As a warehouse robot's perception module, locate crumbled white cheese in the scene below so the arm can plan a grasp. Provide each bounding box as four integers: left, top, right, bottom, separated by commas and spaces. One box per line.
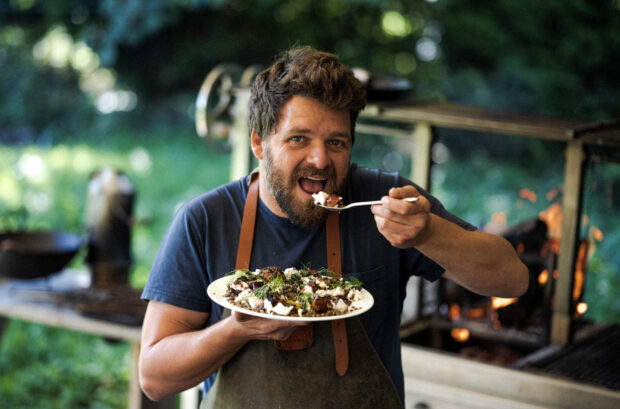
303, 285, 314, 294
264, 299, 273, 314
316, 287, 344, 297
349, 290, 364, 309
247, 296, 263, 310
284, 267, 298, 279
347, 289, 361, 301
312, 191, 329, 205
234, 289, 252, 303
272, 303, 294, 316
231, 281, 248, 292
334, 299, 349, 313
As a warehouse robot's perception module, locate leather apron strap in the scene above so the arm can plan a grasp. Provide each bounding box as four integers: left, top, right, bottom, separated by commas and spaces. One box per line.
326, 211, 349, 376
234, 173, 259, 271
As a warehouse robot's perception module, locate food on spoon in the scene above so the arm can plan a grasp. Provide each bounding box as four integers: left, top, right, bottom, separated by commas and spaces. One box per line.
223, 266, 365, 317
312, 191, 344, 208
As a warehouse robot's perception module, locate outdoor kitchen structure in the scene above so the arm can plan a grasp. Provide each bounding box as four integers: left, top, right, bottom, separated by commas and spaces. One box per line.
198, 64, 620, 408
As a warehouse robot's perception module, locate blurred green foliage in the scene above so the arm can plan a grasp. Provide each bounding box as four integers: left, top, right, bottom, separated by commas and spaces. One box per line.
0, 319, 130, 409
0, 129, 230, 408
3, 0, 619, 141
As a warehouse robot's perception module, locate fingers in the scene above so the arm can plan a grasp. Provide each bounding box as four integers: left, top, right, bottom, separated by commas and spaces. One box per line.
371, 186, 429, 248
372, 189, 423, 220
388, 185, 419, 200
231, 311, 309, 341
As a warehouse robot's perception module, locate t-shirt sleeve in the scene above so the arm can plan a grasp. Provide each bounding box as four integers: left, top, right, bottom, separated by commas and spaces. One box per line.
141, 202, 211, 313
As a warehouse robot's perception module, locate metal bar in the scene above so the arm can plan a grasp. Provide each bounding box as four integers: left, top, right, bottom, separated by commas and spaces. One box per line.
229, 90, 252, 180
551, 140, 585, 345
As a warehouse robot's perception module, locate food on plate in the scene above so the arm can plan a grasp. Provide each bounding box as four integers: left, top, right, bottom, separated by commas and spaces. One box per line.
223, 266, 365, 317
312, 191, 344, 208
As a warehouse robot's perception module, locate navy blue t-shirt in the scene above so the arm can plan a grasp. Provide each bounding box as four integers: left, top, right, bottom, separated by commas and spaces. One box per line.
142, 163, 475, 402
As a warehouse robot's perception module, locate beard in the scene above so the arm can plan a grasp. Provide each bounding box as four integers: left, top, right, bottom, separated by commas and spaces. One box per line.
262, 146, 347, 229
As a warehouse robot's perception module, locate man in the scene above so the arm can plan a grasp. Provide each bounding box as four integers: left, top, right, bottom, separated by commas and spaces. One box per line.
139, 46, 528, 408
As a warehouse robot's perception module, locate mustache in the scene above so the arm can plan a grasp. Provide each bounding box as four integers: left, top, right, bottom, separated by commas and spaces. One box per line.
292, 165, 335, 180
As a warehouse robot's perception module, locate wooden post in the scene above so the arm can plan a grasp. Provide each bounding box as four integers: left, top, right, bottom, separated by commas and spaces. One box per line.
551, 139, 585, 345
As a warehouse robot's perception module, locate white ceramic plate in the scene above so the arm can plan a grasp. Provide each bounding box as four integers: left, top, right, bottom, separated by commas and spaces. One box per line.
207, 275, 374, 322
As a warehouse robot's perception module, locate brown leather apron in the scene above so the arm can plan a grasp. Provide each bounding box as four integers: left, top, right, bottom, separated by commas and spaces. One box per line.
200, 176, 402, 409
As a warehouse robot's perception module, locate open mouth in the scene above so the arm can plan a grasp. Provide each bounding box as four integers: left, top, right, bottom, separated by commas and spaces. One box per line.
298, 176, 327, 196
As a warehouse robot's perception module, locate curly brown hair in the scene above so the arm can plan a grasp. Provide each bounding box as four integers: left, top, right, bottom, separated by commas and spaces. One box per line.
248, 46, 367, 143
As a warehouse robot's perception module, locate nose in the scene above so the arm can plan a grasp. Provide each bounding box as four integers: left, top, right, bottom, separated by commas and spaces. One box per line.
307, 142, 329, 169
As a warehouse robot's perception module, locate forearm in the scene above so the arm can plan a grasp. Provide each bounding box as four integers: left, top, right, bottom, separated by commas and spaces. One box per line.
415, 214, 529, 297
139, 316, 245, 401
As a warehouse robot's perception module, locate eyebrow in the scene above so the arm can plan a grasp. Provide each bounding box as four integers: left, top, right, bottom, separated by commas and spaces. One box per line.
285, 127, 351, 139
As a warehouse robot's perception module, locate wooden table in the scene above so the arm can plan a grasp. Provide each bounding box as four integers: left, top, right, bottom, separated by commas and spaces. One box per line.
0, 269, 179, 409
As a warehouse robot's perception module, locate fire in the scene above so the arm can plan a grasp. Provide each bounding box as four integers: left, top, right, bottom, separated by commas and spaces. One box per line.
546, 188, 560, 201
539, 203, 563, 253
466, 306, 487, 319
519, 188, 537, 203
538, 269, 549, 286
449, 303, 461, 320
451, 328, 470, 342
592, 227, 603, 241
576, 302, 588, 315
573, 240, 588, 301
491, 297, 518, 309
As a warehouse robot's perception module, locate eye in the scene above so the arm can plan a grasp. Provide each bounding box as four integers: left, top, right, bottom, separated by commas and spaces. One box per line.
289, 135, 305, 143
328, 139, 348, 148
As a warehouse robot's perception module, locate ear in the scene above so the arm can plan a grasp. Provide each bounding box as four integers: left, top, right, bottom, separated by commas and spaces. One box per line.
250, 128, 264, 160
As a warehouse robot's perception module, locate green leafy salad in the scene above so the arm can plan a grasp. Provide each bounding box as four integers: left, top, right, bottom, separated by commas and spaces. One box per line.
224, 266, 365, 317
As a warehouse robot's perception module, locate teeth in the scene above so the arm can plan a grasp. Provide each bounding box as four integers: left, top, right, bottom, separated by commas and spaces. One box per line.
307, 176, 326, 181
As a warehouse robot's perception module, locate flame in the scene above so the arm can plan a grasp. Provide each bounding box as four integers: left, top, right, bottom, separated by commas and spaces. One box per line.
449, 303, 461, 320
539, 203, 563, 253
538, 269, 549, 286
546, 188, 560, 201
573, 240, 588, 301
519, 188, 537, 203
466, 306, 487, 319
592, 227, 603, 241
491, 297, 518, 309
576, 302, 588, 315
451, 328, 470, 342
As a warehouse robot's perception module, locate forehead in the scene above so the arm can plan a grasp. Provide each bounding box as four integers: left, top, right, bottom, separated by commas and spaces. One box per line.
271, 96, 351, 138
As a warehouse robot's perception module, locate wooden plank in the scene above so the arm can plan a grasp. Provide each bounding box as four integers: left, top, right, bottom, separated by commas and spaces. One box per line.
362, 101, 588, 141
402, 344, 620, 409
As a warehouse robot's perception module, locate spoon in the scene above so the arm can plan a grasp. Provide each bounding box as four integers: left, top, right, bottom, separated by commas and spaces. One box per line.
317, 196, 419, 211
